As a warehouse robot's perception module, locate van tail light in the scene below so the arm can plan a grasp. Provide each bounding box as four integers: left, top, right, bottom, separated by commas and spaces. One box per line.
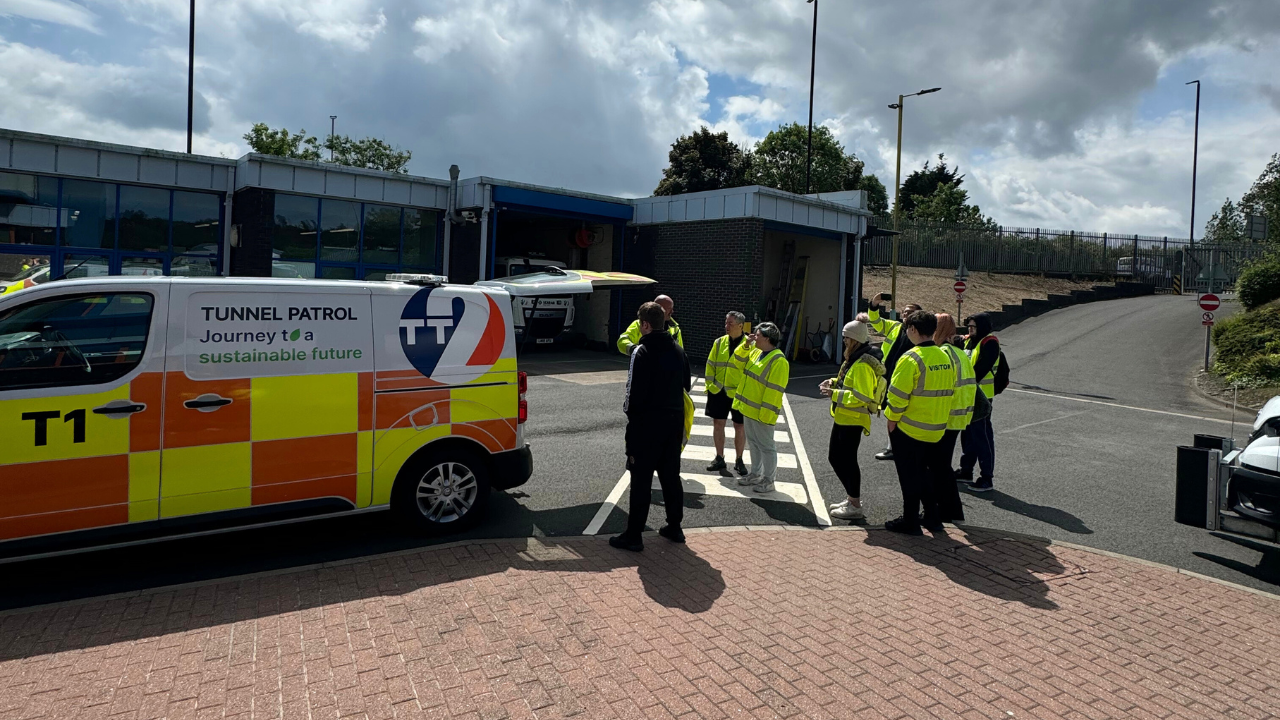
517, 371, 528, 424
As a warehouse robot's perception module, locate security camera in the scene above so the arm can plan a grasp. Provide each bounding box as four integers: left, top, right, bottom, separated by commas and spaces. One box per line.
461, 210, 477, 222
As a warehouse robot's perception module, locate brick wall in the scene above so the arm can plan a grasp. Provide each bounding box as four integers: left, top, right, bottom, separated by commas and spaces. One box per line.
624, 219, 765, 361
230, 187, 274, 277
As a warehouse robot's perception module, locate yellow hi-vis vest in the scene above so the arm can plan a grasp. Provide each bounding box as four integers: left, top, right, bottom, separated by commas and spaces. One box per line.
731, 344, 789, 425
829, 353, 887, 433
970, 337, 1001, 400
884, 344, 955, 442
942, 344, 976, 431
868, 308, 904, 348
705, 335, 745, 398
617, 318, 683, 354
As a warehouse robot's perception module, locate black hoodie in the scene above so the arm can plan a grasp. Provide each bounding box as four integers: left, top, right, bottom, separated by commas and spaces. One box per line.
623, 331, 691, 457
963, 312, 1000, 383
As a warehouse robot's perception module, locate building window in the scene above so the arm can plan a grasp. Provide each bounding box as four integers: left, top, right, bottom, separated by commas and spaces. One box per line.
118, 185, 171, 253
60, 180, 116, 249
0, 172, 59, 247
272, 194, 318, 278
172, 191, 221, 255
320, 199, 359, 263
362, 204, 401, 265
403, 209, 439, 270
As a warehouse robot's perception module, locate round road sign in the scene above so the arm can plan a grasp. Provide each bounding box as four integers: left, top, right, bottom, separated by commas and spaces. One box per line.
1202, 311, 1214, 322
953, 280, 967, 294
1198, 293, 1220, 312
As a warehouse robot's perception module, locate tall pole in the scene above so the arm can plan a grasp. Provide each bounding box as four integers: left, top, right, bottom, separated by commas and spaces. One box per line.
890, 95, 903, 317
185, 0, 195, 154
1187, 80, 1200, 247
329, 115, 337, 161
804, 0, 818, 195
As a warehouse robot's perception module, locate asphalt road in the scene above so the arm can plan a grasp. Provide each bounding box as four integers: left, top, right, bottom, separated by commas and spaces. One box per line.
3, 294, 1276, 609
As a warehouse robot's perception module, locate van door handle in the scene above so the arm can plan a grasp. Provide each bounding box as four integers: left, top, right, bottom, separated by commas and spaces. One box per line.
93, 401, 147, 416
184, 394, 233, 412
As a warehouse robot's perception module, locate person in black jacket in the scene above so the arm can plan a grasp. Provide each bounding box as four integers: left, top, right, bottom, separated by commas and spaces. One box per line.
957, 312, 999, 492
610, 302, 692, 552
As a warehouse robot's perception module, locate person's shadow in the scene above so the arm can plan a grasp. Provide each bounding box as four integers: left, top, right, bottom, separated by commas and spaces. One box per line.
632, 542, 726, 613
963, 487, 1093, 535
864, 527, 1075, 609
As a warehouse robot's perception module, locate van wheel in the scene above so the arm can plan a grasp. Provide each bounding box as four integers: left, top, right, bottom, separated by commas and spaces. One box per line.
393, 448, 491, 534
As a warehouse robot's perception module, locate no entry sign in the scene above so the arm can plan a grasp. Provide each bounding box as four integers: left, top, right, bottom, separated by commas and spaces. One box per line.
953, 280, 968, 294
1198, 293, 1220, 312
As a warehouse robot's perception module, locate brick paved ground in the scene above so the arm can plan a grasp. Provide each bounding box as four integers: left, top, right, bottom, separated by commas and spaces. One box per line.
1, 526, 1278, 720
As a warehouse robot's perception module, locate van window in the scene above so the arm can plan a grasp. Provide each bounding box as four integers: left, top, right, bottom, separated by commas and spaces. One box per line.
0, 293, 153, 391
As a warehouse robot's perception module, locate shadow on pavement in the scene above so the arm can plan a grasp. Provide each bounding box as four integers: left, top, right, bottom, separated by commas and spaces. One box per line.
863, 527, 1064, 609
1194, 533, 1280, 587
636, 543, 726, 614
964, 487, 1094, 534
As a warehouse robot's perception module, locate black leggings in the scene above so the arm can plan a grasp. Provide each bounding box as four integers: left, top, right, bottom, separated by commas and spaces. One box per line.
828, 424, 864, 498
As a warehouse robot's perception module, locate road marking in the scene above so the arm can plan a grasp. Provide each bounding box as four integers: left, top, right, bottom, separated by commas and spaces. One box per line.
544, 370, 629, 385
783, 393, 829, 526
691, 394, 706, 404
656, 473, 807, 503
689, 425, 789, 442
583, 472, 630, 536
1006, 388, 1234, 425
999, 410, 1090, 434
681, 443, 798, 468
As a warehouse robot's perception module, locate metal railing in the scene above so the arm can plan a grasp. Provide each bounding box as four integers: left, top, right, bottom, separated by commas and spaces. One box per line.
863, 217, 1273, 291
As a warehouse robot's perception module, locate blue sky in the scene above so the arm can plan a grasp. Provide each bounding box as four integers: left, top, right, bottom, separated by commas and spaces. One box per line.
1, 0, 1278, 236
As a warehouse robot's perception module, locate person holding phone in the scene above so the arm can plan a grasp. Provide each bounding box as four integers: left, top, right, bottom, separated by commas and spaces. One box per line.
868, 293, 922, 461
730, 322, 789, 493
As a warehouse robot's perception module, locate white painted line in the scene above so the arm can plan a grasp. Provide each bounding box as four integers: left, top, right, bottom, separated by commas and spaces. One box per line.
681, 443, 798, 468
582, 472, 630, 536
783, 393, 830, 526
691, 394, 706, 404
1006, 388, 1233, 425
689, 425, 788, 442
999, 410, 1090, 434
657, 473, 807, 504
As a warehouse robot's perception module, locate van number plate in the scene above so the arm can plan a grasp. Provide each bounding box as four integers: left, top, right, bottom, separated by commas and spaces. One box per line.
536, 338, 554, 344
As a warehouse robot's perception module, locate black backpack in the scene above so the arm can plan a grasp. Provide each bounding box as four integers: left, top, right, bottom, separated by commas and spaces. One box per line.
980, 336, 1011, 395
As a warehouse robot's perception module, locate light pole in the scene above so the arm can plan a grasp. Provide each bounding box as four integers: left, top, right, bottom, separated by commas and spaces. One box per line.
329, 115, 337, 160
886, 87, 940, 317
185, 0, 195, 153
804, 0, 818, 195
1186, 80, 1200, 248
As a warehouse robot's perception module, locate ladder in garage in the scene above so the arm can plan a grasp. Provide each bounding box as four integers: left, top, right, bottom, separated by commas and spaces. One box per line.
766, 240, 797, 323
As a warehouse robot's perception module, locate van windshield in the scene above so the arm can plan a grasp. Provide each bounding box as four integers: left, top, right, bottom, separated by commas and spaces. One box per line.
504, 262, 561, 277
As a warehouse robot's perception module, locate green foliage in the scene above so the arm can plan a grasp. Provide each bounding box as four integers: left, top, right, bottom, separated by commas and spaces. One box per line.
746, 123, 863, 195
243, 123, 321, 161
858, 173, 889, 216
1236, 247, 1280, 310
654, 127, 751, 196
1240, 153, 1279, 241
243, 123, 412, 174
897, 154, 962, 216
1203, 198, 1246, 244
1213, 306, 1280, 385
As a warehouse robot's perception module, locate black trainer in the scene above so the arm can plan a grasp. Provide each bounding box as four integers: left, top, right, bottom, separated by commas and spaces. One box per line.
954, 468, 973, 481
884, 517, 923, 536
874, 449, 894, 461
659, 525, 686, 544
970, 478, 994, 493
608, 534, 643, 552
734, 458, 748, 476
922, 517, 945, 533
706, 456, 727, 472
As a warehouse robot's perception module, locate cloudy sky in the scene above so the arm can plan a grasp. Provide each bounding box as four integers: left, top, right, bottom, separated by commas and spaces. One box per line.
2, 0, 1278, 237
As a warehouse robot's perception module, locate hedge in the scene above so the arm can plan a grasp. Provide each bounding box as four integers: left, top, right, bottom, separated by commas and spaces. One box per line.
1213, 306, 1280, 385
1236, 248, 1280, 310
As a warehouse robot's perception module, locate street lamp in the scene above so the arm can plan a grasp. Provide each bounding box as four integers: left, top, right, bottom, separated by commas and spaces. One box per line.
330, 115, 337, 161
804, 0, 818, 195
1186, 80, 1200, 248
186, 0, 195, 153
886, 87, 941, 317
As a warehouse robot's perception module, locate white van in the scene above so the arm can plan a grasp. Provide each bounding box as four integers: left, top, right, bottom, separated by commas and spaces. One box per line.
0, 274, 531, 557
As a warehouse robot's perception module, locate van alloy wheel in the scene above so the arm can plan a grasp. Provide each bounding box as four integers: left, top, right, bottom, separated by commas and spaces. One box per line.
415, 462, 479, 524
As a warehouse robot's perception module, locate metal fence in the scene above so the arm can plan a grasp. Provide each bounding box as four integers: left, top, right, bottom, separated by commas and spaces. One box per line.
863, 217, 1274, 292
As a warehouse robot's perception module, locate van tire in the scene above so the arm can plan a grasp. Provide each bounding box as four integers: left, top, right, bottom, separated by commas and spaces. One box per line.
392, 447, 491, 534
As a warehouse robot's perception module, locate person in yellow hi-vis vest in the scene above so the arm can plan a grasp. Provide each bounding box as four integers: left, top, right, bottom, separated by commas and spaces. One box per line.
704, 311, 748, 476
731, 322, 790, 494
820, 319, 886, 522
868, 293, 922, 462
883, 311, 956, 536
617, 294, 683, 354
932, 313, 977, 523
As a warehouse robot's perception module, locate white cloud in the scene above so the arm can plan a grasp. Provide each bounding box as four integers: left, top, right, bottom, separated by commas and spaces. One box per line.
0, 0, 97, 32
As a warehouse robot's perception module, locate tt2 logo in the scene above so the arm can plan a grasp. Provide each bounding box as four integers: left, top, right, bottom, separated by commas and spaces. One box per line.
398, 288, 506, 382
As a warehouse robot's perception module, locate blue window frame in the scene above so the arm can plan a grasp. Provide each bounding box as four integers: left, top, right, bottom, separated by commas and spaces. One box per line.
273, 193, 443, 281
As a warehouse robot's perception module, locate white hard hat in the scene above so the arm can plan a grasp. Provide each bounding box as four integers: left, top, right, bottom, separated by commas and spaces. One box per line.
842, 321, 869, 343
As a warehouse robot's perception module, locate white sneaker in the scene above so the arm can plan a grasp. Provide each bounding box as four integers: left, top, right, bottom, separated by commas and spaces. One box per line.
737, 475, 760, 487
753, 482, 776, 494
829, 499, 849, 511
830, 504, 865, 520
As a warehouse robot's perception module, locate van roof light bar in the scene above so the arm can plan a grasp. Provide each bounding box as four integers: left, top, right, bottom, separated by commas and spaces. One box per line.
386, 273, 448, 287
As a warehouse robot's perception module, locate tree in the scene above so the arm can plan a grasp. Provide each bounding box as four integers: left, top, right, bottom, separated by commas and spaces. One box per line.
747, 123, 863, 195
1204, 198, 1247, 244
243, 123, 321, 161
858, 174, 889, 216
243, 123, 413, 174
896, 154, 962, 216
653, 127, 751, 195
909, 183, 997, 229
1240, 153, 1280, 241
